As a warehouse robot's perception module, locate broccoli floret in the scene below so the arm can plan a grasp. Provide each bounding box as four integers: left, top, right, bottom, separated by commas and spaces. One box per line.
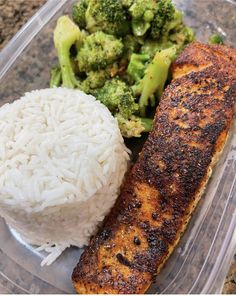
150, 0, 175, 40
208, 33, 224, 45
85, 0, 129, 36
72, 0, 88, 29
96, 78, 138, 118
121, 0, 134, 8
115, 114, 152, 138
80, 70, 109, 94
122, 35, 141, 60
165, 11, 195, 50
169, 26, 195, 51
120, 35, 145, 73
127, 53, 150, 83
148, 8, 195, 55
77, 31, 123, 72
129, 0, 156, 37
54, 15, 84, 88
141, 40, 174, 57
50, 66, 62, 88
164, 10, 183, 35
95, 78, 152, 137
135, 46, 177, 116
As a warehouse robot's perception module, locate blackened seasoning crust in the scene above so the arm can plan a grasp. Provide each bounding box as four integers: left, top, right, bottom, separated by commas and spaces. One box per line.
72, 42, 236, 294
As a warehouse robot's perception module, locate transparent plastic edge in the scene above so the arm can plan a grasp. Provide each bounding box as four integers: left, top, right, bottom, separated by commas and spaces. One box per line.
189, 142, 236, 294
0, 0, 68, 80
204, 213, 236, 294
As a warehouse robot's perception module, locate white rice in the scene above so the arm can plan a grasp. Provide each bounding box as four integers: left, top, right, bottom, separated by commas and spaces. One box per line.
0, 88, 130, 266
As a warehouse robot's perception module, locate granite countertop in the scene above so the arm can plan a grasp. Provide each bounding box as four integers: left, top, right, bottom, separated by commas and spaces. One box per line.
0, 0, 235, 294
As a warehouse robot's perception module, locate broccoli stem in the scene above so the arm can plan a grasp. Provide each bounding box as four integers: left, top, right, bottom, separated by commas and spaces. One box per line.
132, 20, 151, 37
140, 117, 153, 132
139, 46, 176, 116
58, 45, 80, 88
54, 16, 83, 89
50, 66, 62, 88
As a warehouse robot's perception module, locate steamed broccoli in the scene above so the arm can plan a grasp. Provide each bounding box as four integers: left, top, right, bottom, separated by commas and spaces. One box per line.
141, 28, 194, 59
80, 70, 109, 94
150, 0, 175, 40
143, 9, 194, 56
77, 31, 123, 72
85, 0, 129, 36
208, 33, 224, 45
77, 64, 131, 96
121, 0, 134, 8
54, 15, 84, 88
135, 46, 177, 116
122, 35, 141, 61
115, 114, 152, 138
166, 11, 195, 50
50, 66, 62, 88
129, 0, 156, 37
163, 10, 183, 35
96, 78, 138, 118
169, 26, 195, 51
95, 78, 152, 137
51, 0, 196, 139
141, 40, 174, 57
72, 0, 88, 29
127, 53, 150, 82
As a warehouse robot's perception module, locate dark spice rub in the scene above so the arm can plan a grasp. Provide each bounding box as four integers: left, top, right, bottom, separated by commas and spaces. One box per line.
72, 42, 236, 294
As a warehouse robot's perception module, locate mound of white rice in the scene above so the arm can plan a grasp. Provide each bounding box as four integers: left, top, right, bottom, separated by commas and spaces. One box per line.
0, 88, 129, 266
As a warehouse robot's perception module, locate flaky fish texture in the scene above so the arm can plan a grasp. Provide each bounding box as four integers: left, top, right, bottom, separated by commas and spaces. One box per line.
72, 42, 236, 294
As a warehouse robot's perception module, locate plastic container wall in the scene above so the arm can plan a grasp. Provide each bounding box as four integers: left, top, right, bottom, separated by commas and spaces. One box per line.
0, 0, 235, 293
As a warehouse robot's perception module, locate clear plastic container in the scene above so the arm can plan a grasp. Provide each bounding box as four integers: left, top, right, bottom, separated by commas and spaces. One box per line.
0, 0, 235, 293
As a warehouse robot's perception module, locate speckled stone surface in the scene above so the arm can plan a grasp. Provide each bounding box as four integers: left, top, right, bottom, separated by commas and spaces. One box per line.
0, 0, 47, 50
0, 0, 235, 294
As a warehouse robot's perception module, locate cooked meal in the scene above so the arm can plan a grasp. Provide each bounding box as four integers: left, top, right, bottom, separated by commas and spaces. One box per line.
0, 88, 129, 266
72, 42, 236, 293
0, 0, 234, 293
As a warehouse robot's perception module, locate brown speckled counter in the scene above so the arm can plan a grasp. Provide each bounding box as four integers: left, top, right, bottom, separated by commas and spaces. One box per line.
0, 0, 47, 50
0, 0, 235, 294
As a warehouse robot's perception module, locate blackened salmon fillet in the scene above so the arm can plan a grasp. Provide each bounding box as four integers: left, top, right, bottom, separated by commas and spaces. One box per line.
72, 42, 236, 294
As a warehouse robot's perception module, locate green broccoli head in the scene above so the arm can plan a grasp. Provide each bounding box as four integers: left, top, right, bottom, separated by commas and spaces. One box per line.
54, 15, 84, 88
150, 0, 175, 40
208, 33, 224, 45
96, 78, 139, 119
165, 11, 195, 51
80, 70, 109, 94
141, 39, 174, 57
85, 0, 130, 36
77, 31, 123, 72
72, 0, 88, 29
122, 35, 141, 61
169, 26, 195, 51
115, 114, 152, 138
148, 7, 195, 55
129, 0, 156, 37
121, 0, 134, 8
127, 53, 150, 83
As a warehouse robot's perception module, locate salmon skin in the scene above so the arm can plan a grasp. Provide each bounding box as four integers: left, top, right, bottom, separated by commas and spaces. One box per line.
72, 42, 236, 294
